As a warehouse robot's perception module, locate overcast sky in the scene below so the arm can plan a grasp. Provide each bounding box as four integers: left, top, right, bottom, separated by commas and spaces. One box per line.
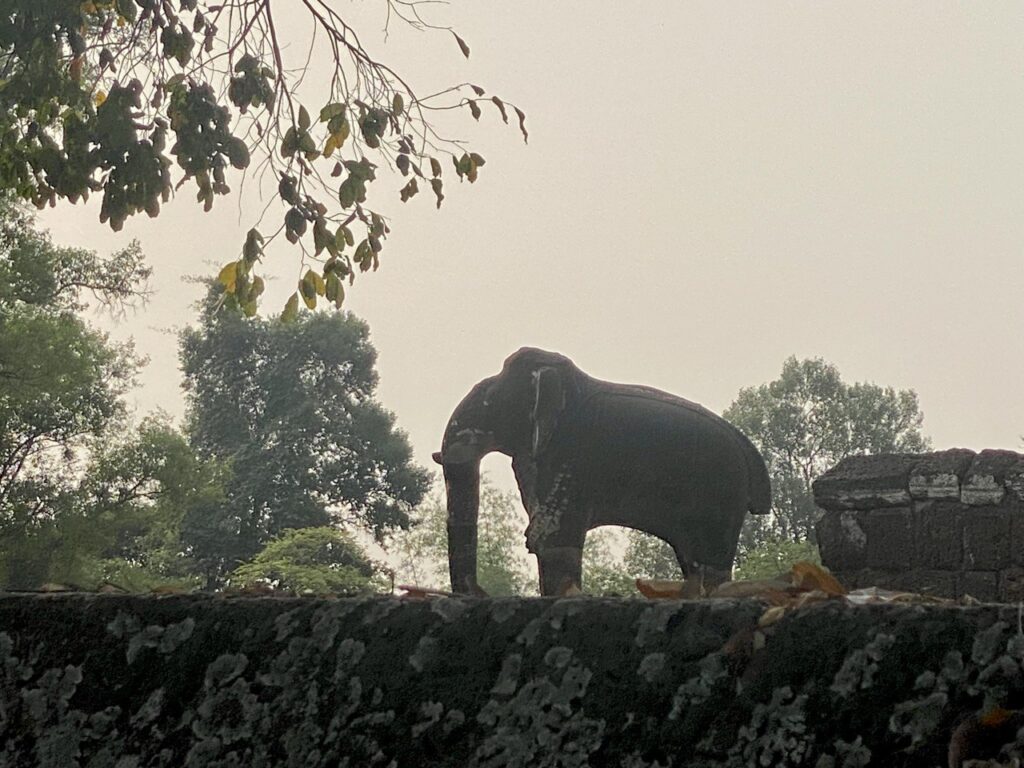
41, 2, 1024, 491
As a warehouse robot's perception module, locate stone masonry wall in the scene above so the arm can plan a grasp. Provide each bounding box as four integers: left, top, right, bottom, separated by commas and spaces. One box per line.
813, 448, 1024, 601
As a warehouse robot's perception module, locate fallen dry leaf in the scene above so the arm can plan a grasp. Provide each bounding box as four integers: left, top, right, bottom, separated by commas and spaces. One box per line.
790, 561, 847, 596
758, 605, 787, 628
635, 578, 686, 599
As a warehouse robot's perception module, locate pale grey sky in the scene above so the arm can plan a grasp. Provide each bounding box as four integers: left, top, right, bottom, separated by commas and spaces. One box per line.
42, 3, 1024, 492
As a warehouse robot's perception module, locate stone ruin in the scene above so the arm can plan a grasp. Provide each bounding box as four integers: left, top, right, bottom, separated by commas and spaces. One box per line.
813, 448, 1024, 601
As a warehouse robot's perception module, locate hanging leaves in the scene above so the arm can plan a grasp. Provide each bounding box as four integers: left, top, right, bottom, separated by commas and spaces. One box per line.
1, 0, 528, 317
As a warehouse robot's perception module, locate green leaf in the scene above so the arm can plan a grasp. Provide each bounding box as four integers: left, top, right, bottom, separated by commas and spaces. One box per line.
452, 31, 470, 58
281, 292, 299, 323
305, 269, 326, 296
280, 127, 297, 158
430, 178, 444, 209
319, 102, 346, 121
338, 178, 357, 209
298, 105, 311, 132
299, 275, 318, 309
491, 96, 509, 124
468, 100, 481, 121
392, 93, 404, 115
430, 158, 442, 178
326, 271, 345, 308
470, 85, 485, 97
514, 106, 529, 143
243, 229, 264, 264
399, 178, 418, 202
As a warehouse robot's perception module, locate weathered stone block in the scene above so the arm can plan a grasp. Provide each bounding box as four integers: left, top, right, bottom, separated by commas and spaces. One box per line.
963, 506, 1011, 570
1012, 509, 1024, 567
908, 449, 975, 500
892, 569, 958, 599
851, 569, 899, 590
862, 508, 913, 570
961, 570, 1000, 602
1006, 458, 1024, 502
812, 454, 916, 511
913, 501, 962, 570
815, 510, 867, 572
999, 566, 1024, 602
962, 449, 1022, 506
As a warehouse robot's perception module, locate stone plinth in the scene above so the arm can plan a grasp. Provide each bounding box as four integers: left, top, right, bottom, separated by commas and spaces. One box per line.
813, 448, 1024, 601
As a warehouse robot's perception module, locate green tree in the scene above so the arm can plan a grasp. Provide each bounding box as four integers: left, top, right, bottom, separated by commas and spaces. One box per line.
724, 356, 929, 548
1, 2, 525, 313
179, 296, 429, 588
0, 199, 148, 588
231, 526, 383, 595
391, 481, 533, 596
581, 528, 633, 595
79, 417, 225, 590
733, 539, 821, 582
623, 530, 682, 581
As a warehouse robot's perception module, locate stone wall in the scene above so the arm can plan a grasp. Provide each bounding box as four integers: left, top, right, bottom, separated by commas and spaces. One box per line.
4, 593, 1024, 766
813, 448, 1024, 601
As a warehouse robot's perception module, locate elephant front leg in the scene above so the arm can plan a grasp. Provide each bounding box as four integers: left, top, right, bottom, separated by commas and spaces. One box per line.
536, 546, 584, 596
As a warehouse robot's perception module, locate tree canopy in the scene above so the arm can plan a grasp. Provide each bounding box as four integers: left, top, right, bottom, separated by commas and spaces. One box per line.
0, 198, 150, 587
179, 295, 429, 586
1, 1, 525, 313
231, 526, 383, 595
724, 356, 930, 545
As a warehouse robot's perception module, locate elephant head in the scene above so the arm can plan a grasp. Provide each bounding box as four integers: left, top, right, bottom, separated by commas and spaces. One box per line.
432, 348, 580, 593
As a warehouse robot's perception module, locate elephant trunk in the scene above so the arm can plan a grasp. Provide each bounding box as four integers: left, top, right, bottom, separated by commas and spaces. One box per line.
434, 375, 500, 594
442, 459, 482, 594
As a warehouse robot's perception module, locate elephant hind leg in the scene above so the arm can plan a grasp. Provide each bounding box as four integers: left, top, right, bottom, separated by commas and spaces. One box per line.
537, 546, 583, 596
669, 532, 736, 596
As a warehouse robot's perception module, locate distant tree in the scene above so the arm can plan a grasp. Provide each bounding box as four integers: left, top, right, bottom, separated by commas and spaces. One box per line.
391, 481, 533, 596
724, 357, 929, 547
623, 530, 682, 581
80, 417, 225, 590
581, 528, 634, 595
180, 296, 429, 588
231, 527, 383, 595
2, 2, 525, 314
733, 538, 821, 582
0, 199, 148, 588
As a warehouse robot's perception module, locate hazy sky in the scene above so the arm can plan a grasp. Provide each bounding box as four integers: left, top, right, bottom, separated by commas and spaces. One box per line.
41, 3, 1024, 492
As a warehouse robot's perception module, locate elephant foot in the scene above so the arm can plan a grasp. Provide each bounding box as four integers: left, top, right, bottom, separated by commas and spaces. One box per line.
537, 546, 583, 596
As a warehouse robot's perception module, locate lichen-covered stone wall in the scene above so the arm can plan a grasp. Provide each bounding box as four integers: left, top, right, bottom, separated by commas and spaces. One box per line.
3, 593, 1024, 766
814, 448, 1024, 601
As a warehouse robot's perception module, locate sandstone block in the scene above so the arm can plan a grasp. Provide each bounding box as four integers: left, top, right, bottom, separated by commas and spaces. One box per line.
999, 567, 1024, 602
1005, 458, 1024, 501
962, 449, 1022, 506
961, 571, 999, 602
893, 569, 958, 599
812, 454, 915, 511
908, 449, 975, 500
963, 506, 1011, 570
913, 501, 963, 570
862, 508, 913, 570
815, 510, 867, 572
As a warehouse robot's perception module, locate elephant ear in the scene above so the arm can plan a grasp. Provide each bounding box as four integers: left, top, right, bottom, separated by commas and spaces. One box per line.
531, 366, 565, 457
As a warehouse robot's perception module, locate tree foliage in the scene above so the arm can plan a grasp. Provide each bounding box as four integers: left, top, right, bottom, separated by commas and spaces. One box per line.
0, 199, 148, 587
724, 356, 930, 546
1, 1, 525, 314
231, 526, 383, 595
179, 295, 429, 586
391, 481, 533, 597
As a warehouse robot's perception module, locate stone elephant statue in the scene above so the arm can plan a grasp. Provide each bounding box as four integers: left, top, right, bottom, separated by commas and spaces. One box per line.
432, 348, 772, 596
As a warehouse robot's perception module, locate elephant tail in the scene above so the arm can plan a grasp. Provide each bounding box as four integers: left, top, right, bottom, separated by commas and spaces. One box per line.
739, 433, 772, 515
